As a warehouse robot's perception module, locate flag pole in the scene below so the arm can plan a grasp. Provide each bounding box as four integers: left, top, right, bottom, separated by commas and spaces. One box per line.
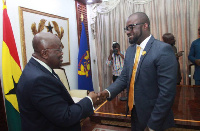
2, 0, 6, 5
2, 0, 6, 9
80, 13, 84, 22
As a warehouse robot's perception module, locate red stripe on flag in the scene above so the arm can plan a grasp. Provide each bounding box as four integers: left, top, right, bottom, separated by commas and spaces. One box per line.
3, 9, 21, 69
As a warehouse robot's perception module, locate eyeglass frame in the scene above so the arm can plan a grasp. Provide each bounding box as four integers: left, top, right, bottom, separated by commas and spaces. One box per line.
124, 23, 145, 32
44, 48, 63, 52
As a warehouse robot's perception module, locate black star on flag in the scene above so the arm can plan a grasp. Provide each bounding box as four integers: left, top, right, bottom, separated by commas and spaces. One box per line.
6, 76, 17, 95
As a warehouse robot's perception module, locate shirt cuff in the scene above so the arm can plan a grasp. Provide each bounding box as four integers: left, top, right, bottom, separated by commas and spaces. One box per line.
149, 127, 154, 131
86, 96, 95, 110
105, 89, 111, 98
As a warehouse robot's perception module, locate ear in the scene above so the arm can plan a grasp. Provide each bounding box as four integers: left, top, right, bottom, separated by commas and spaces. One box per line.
143, 23, 149, 30
40, 49, 48, 59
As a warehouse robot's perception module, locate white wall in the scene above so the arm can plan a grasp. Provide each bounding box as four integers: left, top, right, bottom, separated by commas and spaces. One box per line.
0, 0, 83, 90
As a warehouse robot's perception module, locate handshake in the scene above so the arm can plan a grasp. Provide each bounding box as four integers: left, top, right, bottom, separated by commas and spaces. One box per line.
88, 90, 109, 107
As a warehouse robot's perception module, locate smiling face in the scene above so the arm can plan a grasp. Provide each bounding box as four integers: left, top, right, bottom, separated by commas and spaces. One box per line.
125, 12, 150, 45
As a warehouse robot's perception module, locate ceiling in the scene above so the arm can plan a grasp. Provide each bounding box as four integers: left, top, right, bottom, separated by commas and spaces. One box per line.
75, 0, 102, 5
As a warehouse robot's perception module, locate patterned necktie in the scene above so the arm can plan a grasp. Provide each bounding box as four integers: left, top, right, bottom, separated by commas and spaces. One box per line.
128, 46, 141, 111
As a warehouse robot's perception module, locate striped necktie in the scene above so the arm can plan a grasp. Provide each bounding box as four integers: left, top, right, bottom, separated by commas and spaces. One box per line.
128, 46, 141, 111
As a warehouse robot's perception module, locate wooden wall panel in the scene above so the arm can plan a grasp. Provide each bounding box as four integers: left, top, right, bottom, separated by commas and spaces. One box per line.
75, 1, 89, 47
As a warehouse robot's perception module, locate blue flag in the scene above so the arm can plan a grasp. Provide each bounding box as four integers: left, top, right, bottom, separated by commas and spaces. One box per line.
78, 22, 94, 91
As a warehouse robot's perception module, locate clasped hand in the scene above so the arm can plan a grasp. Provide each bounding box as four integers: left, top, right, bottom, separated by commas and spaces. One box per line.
88, 90, 109, 107
195, 59, 200, 66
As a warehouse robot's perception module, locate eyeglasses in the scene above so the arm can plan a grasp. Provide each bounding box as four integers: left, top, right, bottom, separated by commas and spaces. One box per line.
45, 48, 63, 52
124, 23, 145, 32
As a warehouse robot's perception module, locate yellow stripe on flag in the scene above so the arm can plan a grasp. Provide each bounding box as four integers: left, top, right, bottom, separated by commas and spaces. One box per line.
2, 41, 21, 112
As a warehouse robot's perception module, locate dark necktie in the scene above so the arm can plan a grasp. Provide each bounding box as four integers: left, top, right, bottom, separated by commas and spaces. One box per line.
52, 70, 61, 81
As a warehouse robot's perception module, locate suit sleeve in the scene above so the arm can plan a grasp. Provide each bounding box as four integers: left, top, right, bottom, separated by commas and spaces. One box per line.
107, 50, 129, 100
188, 42, 196, 63
147, 45, 177, 130
31, 76, 94, 127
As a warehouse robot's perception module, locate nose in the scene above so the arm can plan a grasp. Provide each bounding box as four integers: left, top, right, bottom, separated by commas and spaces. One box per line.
60, 50, 64, 55
126, 31, 131, 36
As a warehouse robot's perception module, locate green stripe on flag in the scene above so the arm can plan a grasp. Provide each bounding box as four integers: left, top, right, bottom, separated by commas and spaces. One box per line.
5, 99, 21, 131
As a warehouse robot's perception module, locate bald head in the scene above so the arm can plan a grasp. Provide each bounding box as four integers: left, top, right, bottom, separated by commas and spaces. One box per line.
129, 12, 150, 30
162, 33, 175, 46
32, 32, 61, 53
125, 12, 151, 45
32, 32, 63, 68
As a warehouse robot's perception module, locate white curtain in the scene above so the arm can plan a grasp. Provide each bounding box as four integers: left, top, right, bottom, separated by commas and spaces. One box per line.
92, 0, 200, 90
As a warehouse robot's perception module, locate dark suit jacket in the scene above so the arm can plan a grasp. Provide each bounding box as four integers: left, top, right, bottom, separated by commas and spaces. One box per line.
188, 38, 200, 80
107, 36, 177, 131
16, 58, 94, 131
172, 45, 182, 84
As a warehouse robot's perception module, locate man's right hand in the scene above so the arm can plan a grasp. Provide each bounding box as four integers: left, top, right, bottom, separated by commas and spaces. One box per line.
88, 91, 99, 106
108, 49, 114, 61
195, 59, 200, 66
110, 49, 113, 55
98, 90, 109, 103
177, 51, 184, 57
88, 90, 109, 107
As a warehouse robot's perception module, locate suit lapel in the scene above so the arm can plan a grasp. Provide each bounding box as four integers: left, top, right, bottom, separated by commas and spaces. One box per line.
128, 44, 137, 80
30, 58, 75, 104
135, 36, 155, 81
30, 58, 62, 82
30, 58, 53, 76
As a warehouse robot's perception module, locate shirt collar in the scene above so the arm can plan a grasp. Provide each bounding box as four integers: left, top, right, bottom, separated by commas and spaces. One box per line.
32, 56, 53, 73
137, 35, 152, 50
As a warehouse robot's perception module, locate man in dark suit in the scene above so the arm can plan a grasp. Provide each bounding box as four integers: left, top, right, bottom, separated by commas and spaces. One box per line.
100, 12, 177, 131
188, 27, 200, 86
16, 32, 99, 131
162, 33, 183, 85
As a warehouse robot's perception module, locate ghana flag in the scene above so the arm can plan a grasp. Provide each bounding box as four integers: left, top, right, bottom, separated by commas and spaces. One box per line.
2, 1, 22, 131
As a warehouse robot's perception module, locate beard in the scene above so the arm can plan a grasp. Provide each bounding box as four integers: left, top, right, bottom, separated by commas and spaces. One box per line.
129, 36, 140, 45
129, 27, 143, 45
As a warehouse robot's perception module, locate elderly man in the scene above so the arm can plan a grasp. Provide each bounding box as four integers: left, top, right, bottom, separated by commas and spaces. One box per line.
17, 32, 99, 131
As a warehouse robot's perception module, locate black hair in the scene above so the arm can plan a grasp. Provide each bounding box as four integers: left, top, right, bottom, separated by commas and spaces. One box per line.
112, 42, 120, 49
